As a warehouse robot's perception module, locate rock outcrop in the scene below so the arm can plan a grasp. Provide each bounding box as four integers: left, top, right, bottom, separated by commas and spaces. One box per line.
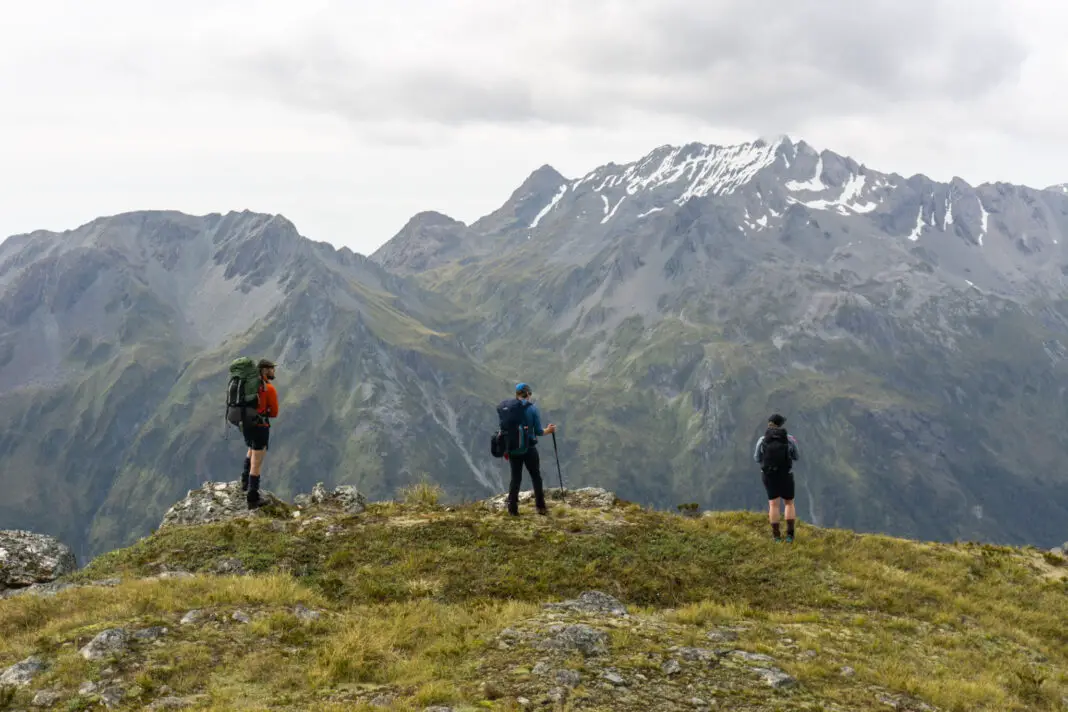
0, 530, 77, 591
158, 481, 286, 530
483, 487, 618, 512
293, 482, 367, 515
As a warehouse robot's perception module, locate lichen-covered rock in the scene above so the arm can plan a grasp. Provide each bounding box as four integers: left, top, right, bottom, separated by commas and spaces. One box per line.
0, 530, 77, 590
484, 487, 618, 512
535, 624, 609, 656
0, 655, 47, 687
544, 591, 628, 617
159, 481, 285, 529
79, 628, 130, 661
294, 482, 367, 515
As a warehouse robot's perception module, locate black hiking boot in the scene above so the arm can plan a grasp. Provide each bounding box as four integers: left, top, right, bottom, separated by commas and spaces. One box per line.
247, 476, 262, 509
536, 507, 548, 516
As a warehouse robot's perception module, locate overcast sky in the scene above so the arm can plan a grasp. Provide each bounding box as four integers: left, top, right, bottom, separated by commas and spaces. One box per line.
2, 0, 1065, 255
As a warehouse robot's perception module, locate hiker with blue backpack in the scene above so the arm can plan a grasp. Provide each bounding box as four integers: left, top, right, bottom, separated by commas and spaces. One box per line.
495, 383, 556, 516
753, 413, 800, 542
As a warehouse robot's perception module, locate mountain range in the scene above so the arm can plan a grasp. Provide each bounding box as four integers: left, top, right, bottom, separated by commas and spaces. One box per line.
3, 134, 1068, 561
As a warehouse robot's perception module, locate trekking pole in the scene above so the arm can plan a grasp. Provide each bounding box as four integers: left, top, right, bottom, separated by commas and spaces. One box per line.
551, 431, 564, 492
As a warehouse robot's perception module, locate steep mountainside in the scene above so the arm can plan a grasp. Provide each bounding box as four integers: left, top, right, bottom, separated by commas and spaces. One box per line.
371, 136, 1068, 549
4, 135, 1068, 560
0, 211, 504, 560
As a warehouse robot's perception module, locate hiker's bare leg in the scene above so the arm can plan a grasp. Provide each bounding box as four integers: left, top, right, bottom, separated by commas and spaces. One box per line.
250, 449, 264, 476
784, 500, 796, 520
768, 499, 781, 523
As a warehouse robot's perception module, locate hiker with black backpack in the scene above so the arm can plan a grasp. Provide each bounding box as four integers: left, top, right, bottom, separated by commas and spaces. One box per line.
496, 383, 556, 516
226, 358, 279, 509
753, 413, 800, 542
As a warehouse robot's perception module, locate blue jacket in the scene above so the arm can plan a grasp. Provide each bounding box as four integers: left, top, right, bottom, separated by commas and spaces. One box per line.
520, 399, 546, 445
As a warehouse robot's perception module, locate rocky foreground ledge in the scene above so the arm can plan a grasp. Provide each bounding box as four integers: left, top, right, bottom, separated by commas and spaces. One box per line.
2, 482, 1067, 710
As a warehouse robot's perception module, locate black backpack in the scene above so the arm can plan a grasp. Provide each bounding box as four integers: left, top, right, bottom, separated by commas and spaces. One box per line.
762, 427, 792, 473
492, 398, 531, 457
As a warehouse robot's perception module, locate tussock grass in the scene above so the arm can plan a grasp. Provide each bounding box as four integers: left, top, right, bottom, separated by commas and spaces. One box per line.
4, 498, 1068, 710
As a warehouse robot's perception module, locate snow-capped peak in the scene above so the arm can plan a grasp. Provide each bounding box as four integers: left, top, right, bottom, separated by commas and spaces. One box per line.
572, 137, 788, 206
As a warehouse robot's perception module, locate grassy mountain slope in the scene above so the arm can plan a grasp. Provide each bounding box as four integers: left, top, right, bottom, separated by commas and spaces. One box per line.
367, 139, 1068, 550
0, 211, 507, 561
1, 490, 1067, 710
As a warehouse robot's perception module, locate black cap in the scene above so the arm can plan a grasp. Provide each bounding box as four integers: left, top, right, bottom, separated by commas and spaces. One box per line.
768, 413, 786, 426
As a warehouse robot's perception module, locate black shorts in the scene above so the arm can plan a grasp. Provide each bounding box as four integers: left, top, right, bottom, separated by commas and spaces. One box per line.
761, 469, 794, 501
243, 425, 270, 451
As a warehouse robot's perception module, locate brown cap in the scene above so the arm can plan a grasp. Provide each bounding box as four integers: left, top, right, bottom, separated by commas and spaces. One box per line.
257, 358, 276, 369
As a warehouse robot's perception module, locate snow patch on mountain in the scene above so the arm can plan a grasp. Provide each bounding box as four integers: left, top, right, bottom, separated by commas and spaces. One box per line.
530, 184, 568, 228
787, 172, 879, 215
582, 139, 784, 207
602, 196, 626, 224
978, 197, 989, 246
785, 155, 827, 192
907, 207, 925, 241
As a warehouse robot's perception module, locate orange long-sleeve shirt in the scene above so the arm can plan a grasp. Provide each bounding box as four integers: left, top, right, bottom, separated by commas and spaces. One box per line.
257, 383, 279, 425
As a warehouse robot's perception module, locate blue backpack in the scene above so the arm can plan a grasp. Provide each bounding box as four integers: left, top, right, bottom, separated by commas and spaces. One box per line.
492, 398, 531, 457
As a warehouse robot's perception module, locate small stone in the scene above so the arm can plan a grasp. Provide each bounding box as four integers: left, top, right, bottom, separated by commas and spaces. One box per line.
157, 571, 194, 580
532, 661, 550, 676
212, 558, 246, 575
32, 689, 62, 707
294, 604, 321, 621
544, 591, 628, 617
99, 685, 126, 708
148, 698, 196, 710
80, 628, 130, 660
133, 626, 168, 641
79, 681, 99, 695
536, 624, 608, 656
706, 629, 739, 643
840, 666, 856, 676
517, 697, 531, 707
756, 667, 797, 688
690, 698, 707, 708
555, 669, 582, 687
799, 650, 818, 659
662, 659, 682, 676
370, 694, 394, 707
730, 650, 775, 664
547, 687, 568, 703
180, 610, 206, 625
91, 578, 122, 587
232, 610, 251, 624
602, 671, 626, 686
676, 647, 718, 663
0, 655, 47, 687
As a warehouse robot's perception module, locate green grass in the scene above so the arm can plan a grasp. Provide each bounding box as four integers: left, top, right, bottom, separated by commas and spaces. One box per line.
4, 495, 1068, 710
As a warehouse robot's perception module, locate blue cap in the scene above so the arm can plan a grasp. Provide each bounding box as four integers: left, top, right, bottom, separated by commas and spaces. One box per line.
515, 382, 530, 393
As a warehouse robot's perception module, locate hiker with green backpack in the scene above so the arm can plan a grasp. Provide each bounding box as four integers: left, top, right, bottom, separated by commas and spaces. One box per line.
494, 383, 556, 517
226, 358, 279, 509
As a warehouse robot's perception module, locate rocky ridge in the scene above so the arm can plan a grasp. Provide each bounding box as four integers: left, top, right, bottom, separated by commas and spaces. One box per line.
1, 482, 1066, 710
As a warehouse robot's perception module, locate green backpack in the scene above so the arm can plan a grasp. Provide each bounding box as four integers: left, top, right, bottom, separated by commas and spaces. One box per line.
225, 357, 262, 430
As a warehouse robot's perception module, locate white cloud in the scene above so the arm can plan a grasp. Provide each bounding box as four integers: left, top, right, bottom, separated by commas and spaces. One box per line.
1, 0, 1067, 255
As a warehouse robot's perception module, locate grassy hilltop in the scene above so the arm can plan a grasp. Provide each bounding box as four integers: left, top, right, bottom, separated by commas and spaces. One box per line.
1, 485, 1067, 711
